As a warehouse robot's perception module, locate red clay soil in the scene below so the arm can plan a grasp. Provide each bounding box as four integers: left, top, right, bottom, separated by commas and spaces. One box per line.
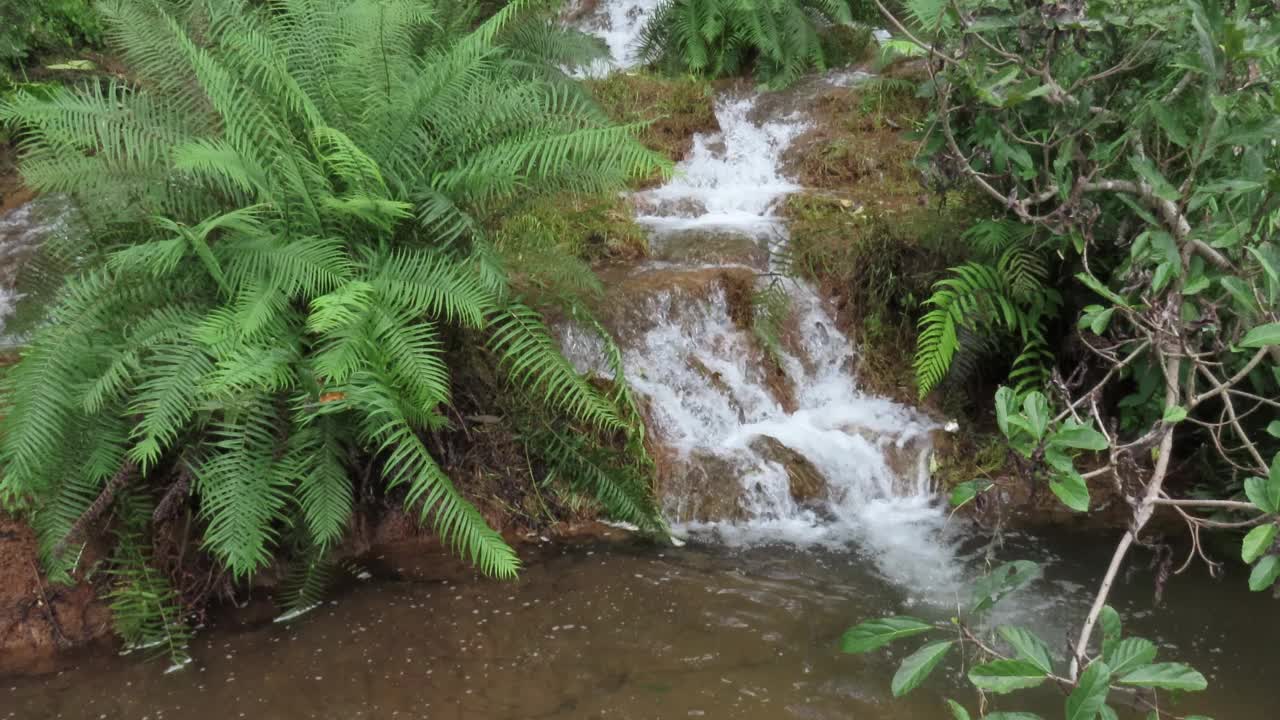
0, 515, 114, 676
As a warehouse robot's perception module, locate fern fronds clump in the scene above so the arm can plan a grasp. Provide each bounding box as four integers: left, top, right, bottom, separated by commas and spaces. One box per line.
0, 0, 666, 662
638, 0, 859, 88
913, 221, 1062, 399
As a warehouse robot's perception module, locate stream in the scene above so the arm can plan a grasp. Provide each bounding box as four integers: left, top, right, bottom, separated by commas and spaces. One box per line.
1, 3, 1277, 718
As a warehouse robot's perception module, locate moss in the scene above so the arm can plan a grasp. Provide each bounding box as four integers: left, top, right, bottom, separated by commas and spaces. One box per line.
779, 81, 989, 403
497, 191, 648, 260
585, 71, 718, 171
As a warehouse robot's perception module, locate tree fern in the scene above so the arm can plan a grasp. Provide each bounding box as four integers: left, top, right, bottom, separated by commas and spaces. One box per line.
0, 0, 666, 660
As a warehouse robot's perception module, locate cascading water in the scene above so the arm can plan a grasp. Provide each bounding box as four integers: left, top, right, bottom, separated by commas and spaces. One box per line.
564, 3, 966, 595
0, 197, 73, 348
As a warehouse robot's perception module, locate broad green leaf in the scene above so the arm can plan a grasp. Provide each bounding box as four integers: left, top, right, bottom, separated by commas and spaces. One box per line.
1050, 471, 1090, 512
1023, 392, 1050, 440
1129, 156, 1180, 202
841, 616, 933, 653
1104, 637, 1157, 675
968, 659, 1047, 694
1120, 663, 1207, 691
1052, 422, 1109, 450
1099, 606, 1122, 645
1162, 406, 1188, 424
1090, 307, 1114, 335
1220, 277, 1259, 316
994, 386, 1016, 437
1242, 524, 1277, 564
1099, 706, 1119, 720
1267, 421, 1280, 439
1074, 272, 1131, 309
946, 700, 971, 720
998, 625, 1054, 674
891, 641, 953, 697
1248, 555, 1280, 592
1066, 661, 1111, 720
1244, 476, 1280, 514
1241, 322, 1280, 348
971, 561, 1042, 613
950, 479, 993, 508
1150, 103, 1189, 147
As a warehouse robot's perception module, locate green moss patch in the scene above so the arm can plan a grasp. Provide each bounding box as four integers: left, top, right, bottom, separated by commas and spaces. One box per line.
585, 72, 718, 170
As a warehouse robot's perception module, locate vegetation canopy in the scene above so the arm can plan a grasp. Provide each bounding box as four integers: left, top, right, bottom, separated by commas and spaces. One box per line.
0, 0, 667, 664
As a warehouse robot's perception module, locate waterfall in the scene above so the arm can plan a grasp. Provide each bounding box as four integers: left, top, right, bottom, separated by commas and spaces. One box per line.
563, 2, 961, 593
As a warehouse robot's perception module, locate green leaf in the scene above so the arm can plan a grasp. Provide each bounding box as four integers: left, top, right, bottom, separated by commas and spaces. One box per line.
1219, 277, 1259, 316
968, 659, 1047, 694
1267, 421, 1280, 439
1023, 392, 1050, 441
1104, 637, 1157, 675
950, 479, 993, 508
946, 699, 972, 720
984, 714, 1044, 720
1242, 524, 1277, 564
998, 626, 1054, 674
1129, 156, 1180, 202
892, 640, 953, 697
1244, 476, 1280, 514
971, 561, 1042, 613
1150, 103, 1189, 147
1248, 555, 1280, 592
1099, 706, 1120, 720
1089, 307, 1114, 335
1066, 661, 1112, 720
1052, 422, 1109, 450
1074, 272, 1131, 309
1119, 663, 1208, 691
1050, 471, 1090, 512
841, 616, 934, 653
1162, 406, 1188, 424
1099, 606, 1122, 645
995, 386, 1017, 437
1241, 322, 1280, 348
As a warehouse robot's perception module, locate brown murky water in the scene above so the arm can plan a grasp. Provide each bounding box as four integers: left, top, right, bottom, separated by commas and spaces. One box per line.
3, 530, 1275, 720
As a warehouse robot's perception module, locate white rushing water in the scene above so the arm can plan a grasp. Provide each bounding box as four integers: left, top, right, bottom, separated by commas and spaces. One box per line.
634, 95, 806, 240
0, 198, 72, 346
563, 1, 972, 596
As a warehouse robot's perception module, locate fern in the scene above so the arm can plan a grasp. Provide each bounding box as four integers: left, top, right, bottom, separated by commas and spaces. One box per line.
913, 221, 1060, 398
639, 0, 858, 88
0, 0, 666, 656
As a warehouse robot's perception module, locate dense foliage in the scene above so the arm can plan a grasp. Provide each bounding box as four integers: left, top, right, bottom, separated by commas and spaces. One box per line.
0, 1, 102, 85
638, 0, 862, 88
0, 0, 667, 663
852, 0, 1279, 717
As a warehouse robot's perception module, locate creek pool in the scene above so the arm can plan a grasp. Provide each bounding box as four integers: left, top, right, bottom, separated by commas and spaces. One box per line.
4, 528, 1274, 720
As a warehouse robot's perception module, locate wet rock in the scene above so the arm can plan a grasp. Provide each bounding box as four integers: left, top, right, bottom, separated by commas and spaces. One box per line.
660, 451, 748, 523
630, 195, 708, 219
649, 229, 771, 269
749, 435, 828, 506
587, 265, 758, 341
0, 514, 113, 675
